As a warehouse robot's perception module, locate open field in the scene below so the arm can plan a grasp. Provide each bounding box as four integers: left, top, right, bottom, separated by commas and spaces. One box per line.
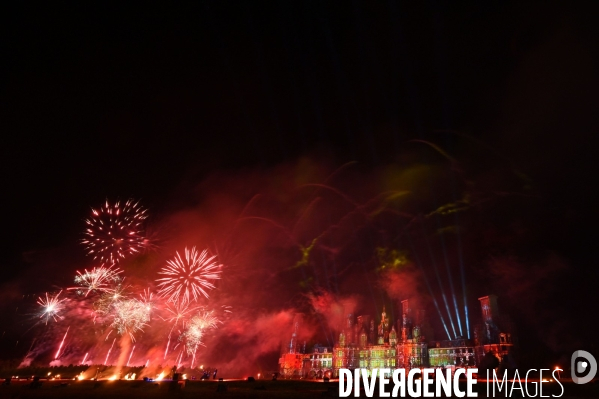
1, 378, 598, 398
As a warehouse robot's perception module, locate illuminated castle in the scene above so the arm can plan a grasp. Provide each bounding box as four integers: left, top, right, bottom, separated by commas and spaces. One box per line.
278, 294, 516, 378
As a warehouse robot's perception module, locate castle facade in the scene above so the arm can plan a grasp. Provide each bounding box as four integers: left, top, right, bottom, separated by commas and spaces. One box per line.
278, 294, 516, 378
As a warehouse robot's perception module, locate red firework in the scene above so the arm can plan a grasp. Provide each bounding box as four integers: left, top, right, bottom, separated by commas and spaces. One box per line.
156, 247, 221, 304
81, 199, 148, 266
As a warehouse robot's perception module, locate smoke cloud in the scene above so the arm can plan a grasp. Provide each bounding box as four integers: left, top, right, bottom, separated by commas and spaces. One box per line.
2, 150, 579, 375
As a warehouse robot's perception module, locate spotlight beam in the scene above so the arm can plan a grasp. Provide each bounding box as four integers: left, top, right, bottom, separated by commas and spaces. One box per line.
454, 211, 470, 338
408, 235, 452, 340
422, 226, 458, 339
436, 217, 463, 337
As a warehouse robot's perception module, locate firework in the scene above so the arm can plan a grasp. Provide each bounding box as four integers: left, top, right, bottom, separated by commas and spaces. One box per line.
139, 289, 156, 319
221, 304, 233, 314
126, 345, 135, 366
182, 308, 220, 355
92, 282, 130, 319
110, 298, 151, 342
72, 266, 123, 297
163, 299, 197, 326
54, 326, 70, 360
37, 291, 65, 324
81, 199, 148, 266
156, 247, 221, 304
176, 350, 184, 367
104, 337, 116, 365
161, 299, 197, 359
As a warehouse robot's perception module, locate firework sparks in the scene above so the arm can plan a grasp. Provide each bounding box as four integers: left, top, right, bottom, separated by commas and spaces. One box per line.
22, 202, 231, 368
176, 350, 184, 368
163, 299, 197, 326
54, 326, 70, 360
81, 199, 148, 266
156, 247, 221, 303
104, 337, 116, 365
182, 308, 220, 356
161, 299, 196, 359
126, 345, 135, 366
37, 291, 65, 324
93, 282, 130, 318
139, 289, 156, 319
110, 298, 150, 342
72, 266, 123, 297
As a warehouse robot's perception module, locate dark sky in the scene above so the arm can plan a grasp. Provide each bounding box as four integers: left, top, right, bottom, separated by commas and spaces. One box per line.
1, 2, 598, 369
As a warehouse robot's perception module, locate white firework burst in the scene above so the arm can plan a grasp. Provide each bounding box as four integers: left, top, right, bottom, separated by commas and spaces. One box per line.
37, 291, 66, 324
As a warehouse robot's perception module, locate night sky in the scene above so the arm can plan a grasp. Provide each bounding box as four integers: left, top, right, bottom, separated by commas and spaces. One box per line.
1, 2, 598, 372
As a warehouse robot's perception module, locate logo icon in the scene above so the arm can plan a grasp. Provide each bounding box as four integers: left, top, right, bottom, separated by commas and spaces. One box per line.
571, 350, 597, 384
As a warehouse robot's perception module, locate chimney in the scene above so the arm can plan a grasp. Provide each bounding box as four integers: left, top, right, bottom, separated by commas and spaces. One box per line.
478, 295, 499, 323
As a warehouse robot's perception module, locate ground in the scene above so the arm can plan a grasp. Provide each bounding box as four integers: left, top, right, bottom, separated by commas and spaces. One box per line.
1, 378, 598, 398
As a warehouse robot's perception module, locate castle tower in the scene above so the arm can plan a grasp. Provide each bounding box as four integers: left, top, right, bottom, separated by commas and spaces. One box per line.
478, 295, 499, 323
378, 306, 389, 344
288, 319, 299, 354
478, 295, 500, 344
400, 299, 413, 341
401, 299, 411, 318
346, 313, 354, 345
383, 307, 390, 331
369, 320, 375, 344
389, 326, 397, 346
356, 315, 371, 335
359, 329, 367, 348
412, 325, 421, 341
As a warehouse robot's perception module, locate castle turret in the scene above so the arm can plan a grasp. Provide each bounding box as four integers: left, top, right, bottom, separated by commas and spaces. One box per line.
378, 306, 389, 344
339, 331, 346, 348
369, 320, 375, 344
359, 329, 367, 348
400, 299, 413, 341
346, 313, 354, 345
478, 295, 500, 344
288, 319, 299, 354
356, 315, 371, 345
478, 295, 499, 324
389, 326, 397, 346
